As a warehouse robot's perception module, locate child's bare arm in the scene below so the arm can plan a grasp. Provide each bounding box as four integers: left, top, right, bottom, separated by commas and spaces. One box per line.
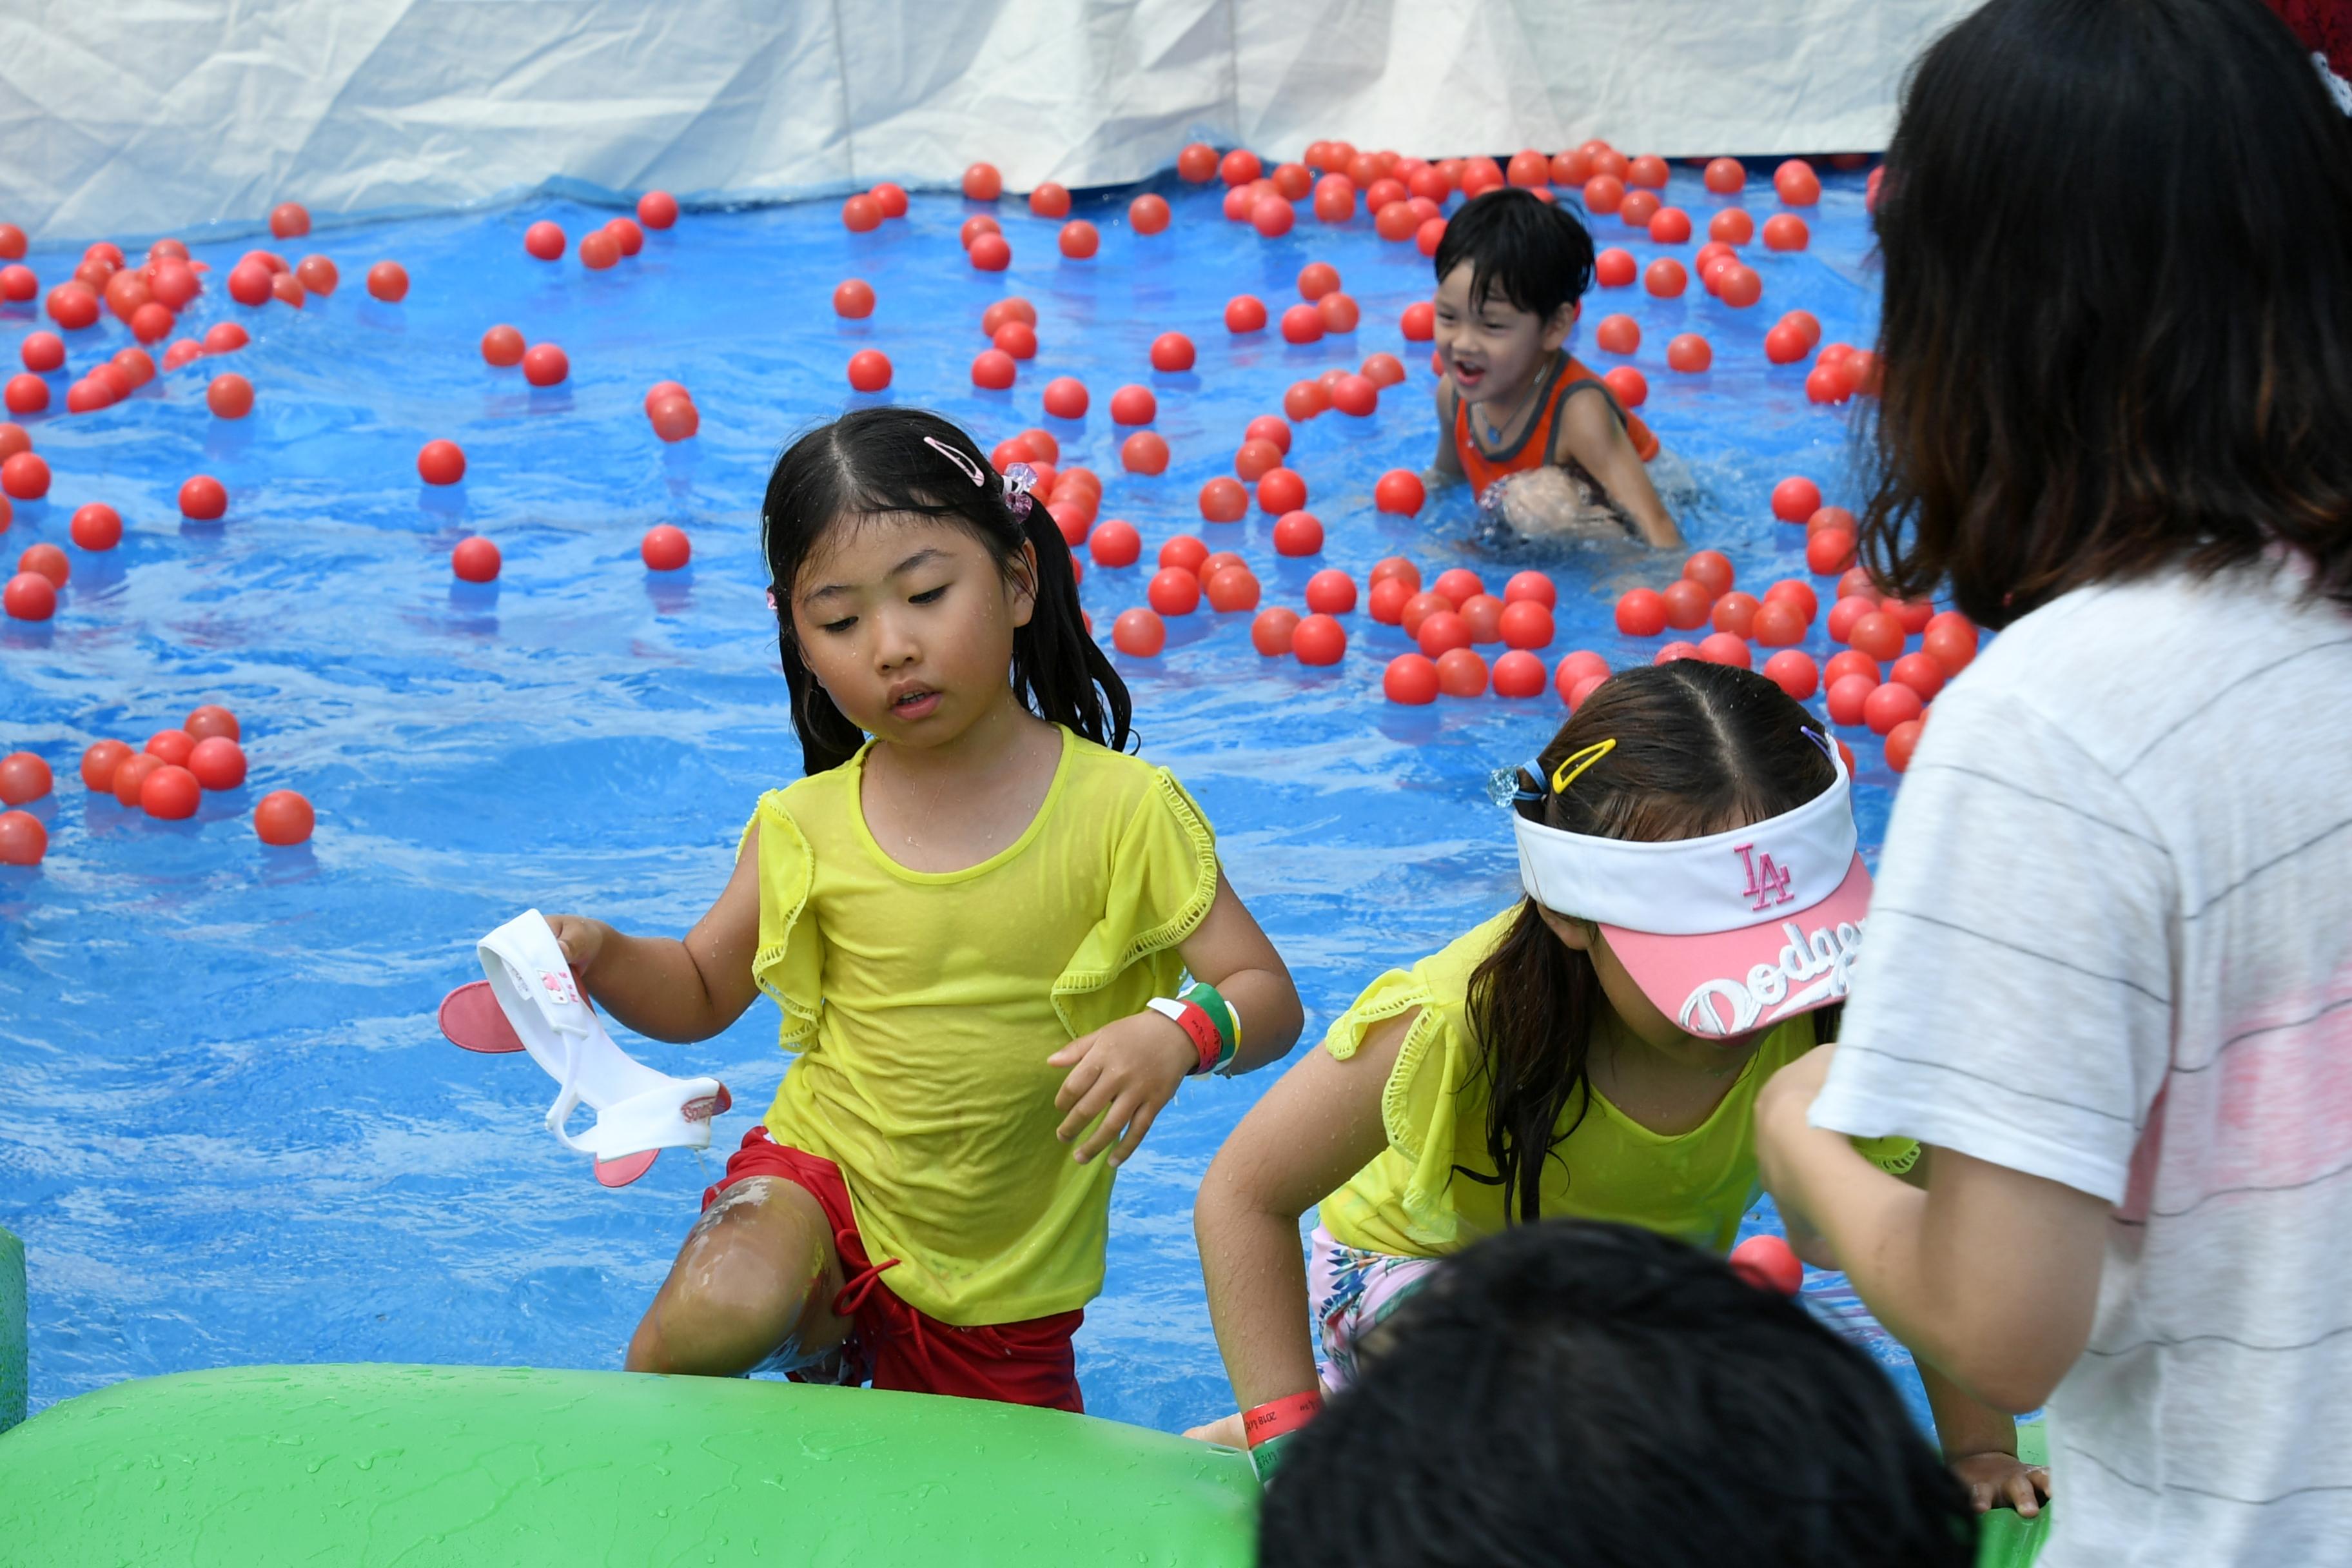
543, 821, 765, 1044
1049, 872, 1304, 1166
1195, 1011, 1405, 1415
1426, 378, 1464, 485
1554, 391, 1681, 547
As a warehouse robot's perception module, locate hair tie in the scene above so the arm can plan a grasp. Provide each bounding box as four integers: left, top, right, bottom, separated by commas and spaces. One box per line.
1000, 461, 1037, 520
923, 434, 988, 489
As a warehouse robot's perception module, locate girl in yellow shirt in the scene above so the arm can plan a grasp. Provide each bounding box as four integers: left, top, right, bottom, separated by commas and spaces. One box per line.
1192, 661, 2044, 1517
546, 407, 1301, 1411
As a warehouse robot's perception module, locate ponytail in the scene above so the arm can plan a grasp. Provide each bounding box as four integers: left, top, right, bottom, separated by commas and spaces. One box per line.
761, 407, 1134, 774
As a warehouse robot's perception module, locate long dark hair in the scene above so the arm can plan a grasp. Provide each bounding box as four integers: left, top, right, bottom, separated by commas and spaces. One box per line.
1861, 0, 2352, 629
760, 406, 1133, 773
1464, 662, 1836, 1222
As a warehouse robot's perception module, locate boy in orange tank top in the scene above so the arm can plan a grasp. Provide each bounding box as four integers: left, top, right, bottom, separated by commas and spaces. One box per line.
1426, 189, 1681, 547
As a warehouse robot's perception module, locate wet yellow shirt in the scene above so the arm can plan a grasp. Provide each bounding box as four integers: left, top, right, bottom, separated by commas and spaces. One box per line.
1318, 909, 1917, 1258
744, 729, 1218, 1326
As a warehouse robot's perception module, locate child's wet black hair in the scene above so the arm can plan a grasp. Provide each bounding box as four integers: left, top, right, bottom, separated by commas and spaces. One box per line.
1431, 188, 1596, 321
760, 406, 1133, 774
1257, 1220, 1977, 1568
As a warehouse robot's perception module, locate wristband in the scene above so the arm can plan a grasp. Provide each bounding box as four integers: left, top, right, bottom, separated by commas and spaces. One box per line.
1181, 981, 1241, 1074
1146, 997, 1222, 1075
1242, 1389, 1323, 1484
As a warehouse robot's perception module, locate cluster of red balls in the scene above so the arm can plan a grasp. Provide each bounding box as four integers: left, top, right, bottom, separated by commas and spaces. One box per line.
0, 704, 315, 865
525, 191, 671, 271
1378, 563, 1565, 701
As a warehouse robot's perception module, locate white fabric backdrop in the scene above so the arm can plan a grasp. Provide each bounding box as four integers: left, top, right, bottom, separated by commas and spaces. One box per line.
0, 0, 1974, 242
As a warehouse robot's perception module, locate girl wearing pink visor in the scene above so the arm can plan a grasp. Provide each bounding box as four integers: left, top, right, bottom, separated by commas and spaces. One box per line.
1191, 660, 2045, 1514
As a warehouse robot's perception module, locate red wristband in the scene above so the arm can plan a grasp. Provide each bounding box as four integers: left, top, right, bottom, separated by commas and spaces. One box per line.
1242, 1389, 1324, 1449
1152, 997, 1222, 1075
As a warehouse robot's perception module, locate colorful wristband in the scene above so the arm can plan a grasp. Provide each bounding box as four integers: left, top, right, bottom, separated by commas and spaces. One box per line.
1180, 981, 1240, 1074
1242, 1389, 1323, 1484
1146, 997, 1222, 1075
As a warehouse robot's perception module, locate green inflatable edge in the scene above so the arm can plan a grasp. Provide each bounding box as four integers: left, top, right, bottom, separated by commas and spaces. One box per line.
0, 1226, 22, 1435
0, 1355, 2046, 1567
0, 1362, 1259, 1568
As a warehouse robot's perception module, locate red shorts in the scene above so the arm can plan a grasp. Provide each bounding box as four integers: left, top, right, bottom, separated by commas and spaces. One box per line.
702, 1125, 1084, 1413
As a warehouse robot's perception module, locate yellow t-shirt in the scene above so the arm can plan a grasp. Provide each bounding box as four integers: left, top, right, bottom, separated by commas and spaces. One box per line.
742, 727, 1218, 1326
1318, 908, 1919, 1259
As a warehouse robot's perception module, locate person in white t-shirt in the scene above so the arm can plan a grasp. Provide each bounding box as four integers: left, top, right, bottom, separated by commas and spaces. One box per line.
1752, 1, 2352, 1564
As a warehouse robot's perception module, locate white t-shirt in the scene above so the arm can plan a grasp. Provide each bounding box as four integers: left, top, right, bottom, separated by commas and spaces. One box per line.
1810, 560, 2352, 1566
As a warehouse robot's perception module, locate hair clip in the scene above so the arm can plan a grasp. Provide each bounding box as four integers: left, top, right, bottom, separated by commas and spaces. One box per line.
1000, 461, 1037, 520
765, 587, 778, 613
923, 435, 988, 489
1548, 738, 1616, 795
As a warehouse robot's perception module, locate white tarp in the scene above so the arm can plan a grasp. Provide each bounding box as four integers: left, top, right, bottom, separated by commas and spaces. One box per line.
0, 0, 1974, 242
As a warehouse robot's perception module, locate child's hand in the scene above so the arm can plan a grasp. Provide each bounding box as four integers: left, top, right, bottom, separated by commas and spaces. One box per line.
544, 914, 611, 979
1048, 1010, 1197, 1166
1948, 1450, 2052, 1516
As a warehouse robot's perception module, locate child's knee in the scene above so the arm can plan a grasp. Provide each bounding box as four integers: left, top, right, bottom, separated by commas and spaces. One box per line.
640, 1178, 838, 1367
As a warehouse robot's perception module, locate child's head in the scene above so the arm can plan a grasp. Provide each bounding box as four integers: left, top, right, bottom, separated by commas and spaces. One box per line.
761, 407, 1132, 773
1255, 1219, 1976, 1568
1864, 0, 2352, 626
1431, 189, 1595, 407
1471, 661, 1849, 1219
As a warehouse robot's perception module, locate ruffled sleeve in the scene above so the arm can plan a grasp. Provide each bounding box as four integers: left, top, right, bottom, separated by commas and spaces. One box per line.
1323, 967, 1480, 1248
1050, 767, 1220, 1041
741, 790, 824, 1051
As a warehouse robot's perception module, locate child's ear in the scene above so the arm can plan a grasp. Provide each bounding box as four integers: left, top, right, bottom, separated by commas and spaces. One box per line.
1543, 302, 1579, 351
1008, 539, 1039, 629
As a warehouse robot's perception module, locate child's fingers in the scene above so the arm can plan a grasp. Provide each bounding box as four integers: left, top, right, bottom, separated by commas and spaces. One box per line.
1044, 1031, 1096, 1070
1056, 1072, 1118, 1143
1053, 1052, 1104, 1115
1072, 1091, 1139, 1164
2011, 1469, 2049, 1516
1107, 1097, 1164, 1166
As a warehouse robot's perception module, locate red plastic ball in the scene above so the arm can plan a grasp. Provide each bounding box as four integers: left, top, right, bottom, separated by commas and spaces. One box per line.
254, 789, 315, 845
1890, 652, 1947, 701
142, 728, 193, 766
1251, 606, 1300, 656
1271, 510, 1324, 556
270, 202, 311, 239
1384, 654, 1439, 705
1414, 610, 1469, 659
139, 762, 201, 820
1456, 594, 1506, 644
519, 342, 571, 387
1824, 651, 1881, 691
1199, 476, 1248, 523
637, 191, 680, 228
417, 439, 466, 486
846, 349, 892, 393
184, 705, 240, 742
1057, 219, 1099, 259
1279, 304, 1324, 345
1806, 529, 1857, 574
0, 809, 44, 865
1226, 295, 1269, 333
1297, 262, 1340, 300
1422, 569, 1475, 609
1, 569, 52, 621
1106, 385, 1155, 427
1593, 314, 1640, 357
1293, 613, 1347, 667
961, 162, 1004, 201
1205, 567, 1260, 612
452, 536, 501, 583
840, 193, 883, 233
1885, 720, 1925, 774
1682, 550, 1734, 598
1773, 160, 1822, 206
1761, 649, 1820, 700
177, 473, 226, 518
70, 502, 122, 551
1220, 150, 1264, 186
1147, 567, 1201, 616
1582, 174, 1625, 215
1666, 333, 1712, 373
1654, 640, 1701, 665
1, 451, 48, 501
833, 279, 876, 318
1863, 681, 1925, 736
641, 524, 691, 571
1825, 594, 1879, 644
1498, 599, 1555, 649
1763, 213, 1810, 252
1750, 600, 1806, 648
1329, 373, 1377, 417
649, 395, 699, 442
1703, 157, 1747, 194
970, 349, 1017, 390
1615, 588, 1668, 636
1088, 520, 1141, 567
1150, 331, 1195, 371
969, 233, 1012, 271
1038, 377, 1086, 419
187, 736, 248, 790
1660, 579, 1712, 631
1710, 591, 1760, 638
1357, 469, 1422, 518
206, 372, 254, 420
1923, 615, 1979, 676
1825, 673, 1877, 726
1398, 591, 1449, 638
1696, 631, 1752, 668
17, 542, 65, 587
1251, 197, 1296, 239
111, 751, 162, 807
1297, 569, 1355, 615
1770, 476, 1823, 524
1130, 193, 1171, 235
0, 750, 50, 805
1113, 431, 1166, 476
1157, 534, 1208, 574
3, 375, 46, 416
1729, 1234, 1803, 1295
1430, 647, 1485, 697
524, 221, 565, 261
1765, 578, 1819, 621
81, 739, 132, 792
1643, 258, 1687, 299
1847, 611, 1906, 663
480, 324, 525, 366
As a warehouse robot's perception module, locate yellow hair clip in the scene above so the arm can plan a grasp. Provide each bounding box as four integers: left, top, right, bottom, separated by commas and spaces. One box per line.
1549, 738, 1616, 796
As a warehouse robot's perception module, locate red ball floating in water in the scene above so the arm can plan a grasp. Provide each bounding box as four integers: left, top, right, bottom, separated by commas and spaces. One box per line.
2, 571, 54, 621
294, 255, 338, 295
18, 542, 66, 587
1297, 262, 1341, 301
0, 808, 45, 865
971, 348, 1015, 390
80, 739, 132, 792
1204, 567, 1259, 612
1329, 373, 1377, 417
524, 221, 565, 261
523, 343, 570, 387
1487, 649, 1543, 698
1642, 258, 1686, 299
1283, 380, 1331, 421
1198, 476, 1248, 524
270, 201, 311, 239
0, 750, 50, 806
177, 473, 226, 518
840, 193, 883, 233
1499, 600, 1554, 650
1773, 159, 1822, 206
1120, 431, 1168, 475
1762, 649, 1820, 701
1615, 588, 1667, 636
1112, 606, 1165, 656
481, 325, 525, 367
1293, 613, 1346, 667
185, 704, 240, 742
1150, 331, 1195, 371
1703, 157, 1747, 195
1147, 567, 1201, 616
846, 349, 892, 393
48, 281, 101, 328
1384, 653, 1439, 705
1593, 314, 1640, 356
961, 162, 1003, 201
1, 450, 48, 500
1042, 377, 1088, 419
1279, 304, 1324, 345
188, 736, 248, 791
139, 762, 201, 820
1582, 175, 1625, 215
452, 536, 501, 583
1847, 611, 1906, 663
1771, 476, 1823, 524
1863, 680, 1925, 736
70, 502, 122, 551
968, 232, 1012, 271
1129, 193, 1171, 235
1088, 519, 1141, 567
20, 331, 63, 373
833, 279, 875, 318
110, 751, 162, 806
1698, 631, 1752, 669
603, 217, 645, 256
1923, 613, 1979, 675
1729, 1234, 1803, 1295
206, 373, 253, 420
364, 261, 408, 302
1763, 214, 1810, 252
417, 440, 466, 486
1159, 535, 1210, 574
1304, 569, 1357, 615
1109, 385, 1156, 426
1058, 219, 1099, 259
1225, 295, 1268, 333
253, 789, 314, 845
1666, 334, 1712, 373
649, 394, 699, 442
1272, 510, 1323, 556
641, 524, 691, 571
636, 190, 680, 230
4, 375, 48, 416
1660, 580, 1711, 632
1373, 469, 1426, 516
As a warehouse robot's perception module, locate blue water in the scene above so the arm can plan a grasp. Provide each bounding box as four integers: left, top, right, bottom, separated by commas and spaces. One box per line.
0, 159, 1921, 1435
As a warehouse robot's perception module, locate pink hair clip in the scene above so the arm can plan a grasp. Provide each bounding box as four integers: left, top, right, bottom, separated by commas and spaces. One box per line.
923, 435, 988, 488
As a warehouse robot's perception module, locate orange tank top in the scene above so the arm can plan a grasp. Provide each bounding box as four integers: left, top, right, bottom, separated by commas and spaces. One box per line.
1451, 351, 1659, 494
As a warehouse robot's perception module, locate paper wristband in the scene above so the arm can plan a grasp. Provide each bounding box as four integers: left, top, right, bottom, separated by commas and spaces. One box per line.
1242, 1389, 1324, 1449
1146, 997, 1222, 1075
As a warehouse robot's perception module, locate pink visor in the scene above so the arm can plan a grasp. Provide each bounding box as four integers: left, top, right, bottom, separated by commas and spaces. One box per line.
1602, 855, 1872, 1038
